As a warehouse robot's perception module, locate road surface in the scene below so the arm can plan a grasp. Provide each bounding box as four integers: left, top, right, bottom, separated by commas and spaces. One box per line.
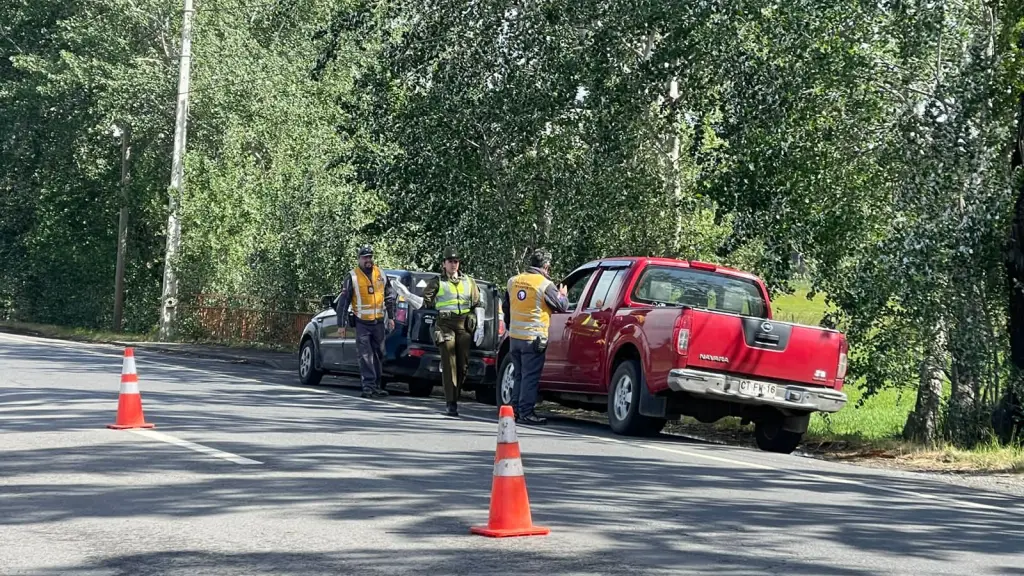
1, 332, 1022, 575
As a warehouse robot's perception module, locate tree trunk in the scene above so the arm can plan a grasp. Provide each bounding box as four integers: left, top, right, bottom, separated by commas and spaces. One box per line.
903, 330, 945, 444
947, 316, 984, 447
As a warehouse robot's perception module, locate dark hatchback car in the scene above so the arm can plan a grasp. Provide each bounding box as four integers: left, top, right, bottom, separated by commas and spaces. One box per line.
297, 269, 504, 400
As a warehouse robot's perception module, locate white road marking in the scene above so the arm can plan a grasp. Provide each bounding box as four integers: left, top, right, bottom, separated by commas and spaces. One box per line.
129, 429, 262, 465
0, 332, 1015, 512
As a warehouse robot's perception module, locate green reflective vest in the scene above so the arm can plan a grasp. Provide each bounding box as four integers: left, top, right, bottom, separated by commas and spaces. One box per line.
436, 276, 475, 314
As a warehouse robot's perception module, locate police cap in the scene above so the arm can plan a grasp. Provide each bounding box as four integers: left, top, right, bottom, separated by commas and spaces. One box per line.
442, 247, 460, 261
357, 245, 374, 257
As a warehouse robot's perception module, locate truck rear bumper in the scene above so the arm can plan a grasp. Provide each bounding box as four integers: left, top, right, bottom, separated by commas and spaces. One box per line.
666, 368, 847, 413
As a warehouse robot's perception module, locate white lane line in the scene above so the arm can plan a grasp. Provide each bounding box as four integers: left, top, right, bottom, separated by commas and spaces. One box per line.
1, 332, 1015, 511
129, 429, 262, 465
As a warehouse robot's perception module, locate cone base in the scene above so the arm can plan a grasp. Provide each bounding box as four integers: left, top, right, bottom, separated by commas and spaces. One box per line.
107, 423, 155, 430
470, 525, 550, 538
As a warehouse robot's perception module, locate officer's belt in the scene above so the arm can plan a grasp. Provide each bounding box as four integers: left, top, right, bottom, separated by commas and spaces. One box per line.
437, 310, 471, 318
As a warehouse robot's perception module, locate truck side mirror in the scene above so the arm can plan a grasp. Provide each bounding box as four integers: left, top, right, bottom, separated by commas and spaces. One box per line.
320, 294, 335, 309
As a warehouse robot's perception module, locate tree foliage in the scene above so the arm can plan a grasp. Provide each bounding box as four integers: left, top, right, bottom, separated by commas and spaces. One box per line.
3, 0, 1024, 445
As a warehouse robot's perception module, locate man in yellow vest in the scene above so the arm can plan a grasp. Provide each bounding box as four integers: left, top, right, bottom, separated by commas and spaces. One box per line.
422, 247, 483, 417
336, 245, 397, 398
503, 248, 569, 425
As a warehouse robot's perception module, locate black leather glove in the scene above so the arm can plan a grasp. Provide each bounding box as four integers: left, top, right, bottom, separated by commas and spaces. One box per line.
465, 314, 478, 333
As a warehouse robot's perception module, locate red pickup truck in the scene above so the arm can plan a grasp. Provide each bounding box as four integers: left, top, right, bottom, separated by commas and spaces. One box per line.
494, 257, 849, 453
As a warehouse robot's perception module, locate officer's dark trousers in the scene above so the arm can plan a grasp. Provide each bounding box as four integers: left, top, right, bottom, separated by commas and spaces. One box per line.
437, 315, 471, 403
355, 320, 386, 393
509, 337, 546, 417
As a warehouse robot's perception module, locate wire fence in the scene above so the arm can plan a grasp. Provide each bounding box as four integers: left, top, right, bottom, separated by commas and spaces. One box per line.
178, 293, 321, 348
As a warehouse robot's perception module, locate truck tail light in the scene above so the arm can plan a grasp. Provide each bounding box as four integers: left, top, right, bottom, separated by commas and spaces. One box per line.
677, 329, 690, 354
835, 340, 849, 389
673, 313, 692, 367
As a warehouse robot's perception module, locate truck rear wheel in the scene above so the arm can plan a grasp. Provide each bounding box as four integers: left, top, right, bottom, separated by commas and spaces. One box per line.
607, 360, 666, 436
754, 421, 803, 454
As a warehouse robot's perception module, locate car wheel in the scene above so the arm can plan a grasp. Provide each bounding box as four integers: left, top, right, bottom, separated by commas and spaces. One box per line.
298, 339, 323, 387
496, 354, 515, 409
407, 379, 434, 397
754, 420, 803, 454
607, 360, 666, 436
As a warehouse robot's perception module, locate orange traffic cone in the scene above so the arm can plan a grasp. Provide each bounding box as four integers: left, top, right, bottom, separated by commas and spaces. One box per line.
470, 405, 550, 538
107, 347, 155, 430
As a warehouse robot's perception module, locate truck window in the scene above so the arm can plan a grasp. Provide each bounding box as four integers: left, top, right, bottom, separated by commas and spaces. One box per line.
563, 269, 597, 310
586, 268, 629, 310
631, 266, 768, 318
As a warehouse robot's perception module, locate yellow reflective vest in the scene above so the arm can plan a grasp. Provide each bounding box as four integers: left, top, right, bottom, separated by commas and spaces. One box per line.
351, 266, 386, 322
507, 272, 554, 341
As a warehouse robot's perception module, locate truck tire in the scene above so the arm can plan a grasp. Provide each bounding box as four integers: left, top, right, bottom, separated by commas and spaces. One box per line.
607, 360, 666, 436
298, 339, 324, 387
407, 379, 434, 397
754, 421, 803, 454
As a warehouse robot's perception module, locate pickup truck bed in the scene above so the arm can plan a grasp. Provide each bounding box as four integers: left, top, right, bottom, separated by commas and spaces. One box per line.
495, 257, 848, 453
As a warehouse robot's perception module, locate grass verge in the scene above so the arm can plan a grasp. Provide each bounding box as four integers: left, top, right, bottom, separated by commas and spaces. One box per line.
0, 320, 292, 352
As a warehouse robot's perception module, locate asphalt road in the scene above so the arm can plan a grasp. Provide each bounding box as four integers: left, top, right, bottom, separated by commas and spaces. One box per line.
1, 332, 1023, 576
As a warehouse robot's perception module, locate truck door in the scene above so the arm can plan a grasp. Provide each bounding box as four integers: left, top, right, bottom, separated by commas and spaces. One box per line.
566, 265, 632, 391
539, 266, 599, 388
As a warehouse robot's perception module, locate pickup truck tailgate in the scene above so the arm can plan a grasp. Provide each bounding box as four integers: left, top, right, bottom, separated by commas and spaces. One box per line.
685, 310, 844, 387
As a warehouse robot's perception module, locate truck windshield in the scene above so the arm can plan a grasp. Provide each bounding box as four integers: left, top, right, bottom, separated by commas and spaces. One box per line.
630, 266, 768, 318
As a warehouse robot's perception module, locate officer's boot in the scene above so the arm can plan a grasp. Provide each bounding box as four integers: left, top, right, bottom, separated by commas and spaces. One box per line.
446, 402, 459, 417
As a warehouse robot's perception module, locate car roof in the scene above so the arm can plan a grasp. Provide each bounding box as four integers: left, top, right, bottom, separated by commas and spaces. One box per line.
573, 257, 763, 283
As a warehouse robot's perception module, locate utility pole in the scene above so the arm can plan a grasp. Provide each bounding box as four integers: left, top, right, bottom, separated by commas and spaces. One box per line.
158, 0, 194, 341
112, 122, 132, 332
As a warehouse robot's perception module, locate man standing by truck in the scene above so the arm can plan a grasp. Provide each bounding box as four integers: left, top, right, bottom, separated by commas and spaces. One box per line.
422, 247, 484, 417
336, 245, 396, 399
504, 248, 569, 425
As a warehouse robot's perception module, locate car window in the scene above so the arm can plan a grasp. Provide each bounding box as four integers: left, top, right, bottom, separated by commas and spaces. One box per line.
631, 266, 768, 318
586, 268, 629, 310
407, 274, 435, 296
563, 269, 597, 310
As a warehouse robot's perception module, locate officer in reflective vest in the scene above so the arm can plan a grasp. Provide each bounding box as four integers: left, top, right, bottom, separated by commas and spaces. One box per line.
335, 245, 396, 398
502, 248, 569, 425
422, 247, 483, 417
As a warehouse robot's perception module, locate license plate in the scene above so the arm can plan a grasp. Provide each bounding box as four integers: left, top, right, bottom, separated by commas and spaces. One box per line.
738, 380, 777, 397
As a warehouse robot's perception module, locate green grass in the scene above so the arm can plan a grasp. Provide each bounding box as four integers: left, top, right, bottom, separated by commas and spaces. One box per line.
807, 384, 916, 441
0, 320, 155, 344
770, 281, 831, 326
0, 320, 291, 352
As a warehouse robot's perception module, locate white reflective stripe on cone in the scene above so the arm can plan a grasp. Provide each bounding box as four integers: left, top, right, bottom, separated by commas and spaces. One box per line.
120, 381, 140, 394
122, 356, 137, 375
497, 417, 518, 444
493, 458, 524, 477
